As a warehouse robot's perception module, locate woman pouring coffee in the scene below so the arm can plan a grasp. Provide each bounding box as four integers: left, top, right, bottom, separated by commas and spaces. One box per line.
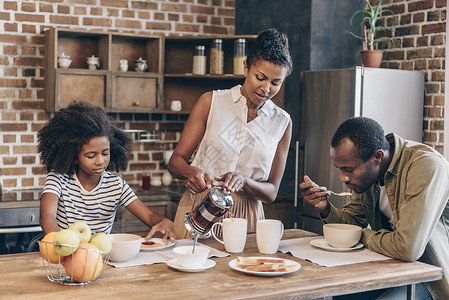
168, 28, 293, 238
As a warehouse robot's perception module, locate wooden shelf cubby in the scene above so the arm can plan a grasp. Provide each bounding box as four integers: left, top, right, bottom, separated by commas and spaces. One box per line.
163, 36, 284, 114
44, 27, 163, 113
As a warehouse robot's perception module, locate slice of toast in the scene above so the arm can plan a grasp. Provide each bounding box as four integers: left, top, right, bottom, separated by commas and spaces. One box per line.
258, 258, 285, 264
274, 265, 298, 272
237, 256, 285, 266
237, 257, 260, 265
246, 263, 281, 272
141, 241, 164, 248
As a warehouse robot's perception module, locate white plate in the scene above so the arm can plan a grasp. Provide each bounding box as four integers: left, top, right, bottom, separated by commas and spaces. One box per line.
140, 238, 175, 251
310, 238, 364, 252
228, 257, 301, 277
167, 258, 216, 272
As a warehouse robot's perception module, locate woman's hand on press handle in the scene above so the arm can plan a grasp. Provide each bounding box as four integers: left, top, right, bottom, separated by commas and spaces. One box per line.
185, 167, 214, 195
215, 172, 246, 193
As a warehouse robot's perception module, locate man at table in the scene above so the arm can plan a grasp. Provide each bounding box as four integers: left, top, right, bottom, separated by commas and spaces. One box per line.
300, 117, 449, 299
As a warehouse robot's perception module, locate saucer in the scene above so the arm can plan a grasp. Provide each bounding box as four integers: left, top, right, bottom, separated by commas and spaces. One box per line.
166, 258, 216, 272
310, 238, 364, 252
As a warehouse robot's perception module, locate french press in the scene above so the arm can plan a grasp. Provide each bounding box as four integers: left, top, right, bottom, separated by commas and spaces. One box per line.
183, 186, 233, 238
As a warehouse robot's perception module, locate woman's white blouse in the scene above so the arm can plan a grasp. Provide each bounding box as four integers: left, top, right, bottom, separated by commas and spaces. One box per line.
191, 85, 291, 181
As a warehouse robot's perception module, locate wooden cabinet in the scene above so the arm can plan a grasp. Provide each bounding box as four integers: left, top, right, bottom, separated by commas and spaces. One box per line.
44, 27, 163, 112
163, 36, 285, 114
44, 28, 285, 113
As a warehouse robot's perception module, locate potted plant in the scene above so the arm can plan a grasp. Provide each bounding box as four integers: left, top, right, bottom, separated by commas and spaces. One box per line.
346, 0, 397, 68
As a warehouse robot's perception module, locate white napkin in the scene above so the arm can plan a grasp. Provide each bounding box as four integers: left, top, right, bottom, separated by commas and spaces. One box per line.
278, 236, 392, 267
108, 239, 230, 268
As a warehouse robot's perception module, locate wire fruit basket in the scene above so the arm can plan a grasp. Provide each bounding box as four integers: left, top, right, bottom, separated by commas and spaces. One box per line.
38, 240, 109, 286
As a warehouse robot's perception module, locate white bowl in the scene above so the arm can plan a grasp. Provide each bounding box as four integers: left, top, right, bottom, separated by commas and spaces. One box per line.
323, 223, 362, 248
109, 233, 142, 262
173, 246, 210, 268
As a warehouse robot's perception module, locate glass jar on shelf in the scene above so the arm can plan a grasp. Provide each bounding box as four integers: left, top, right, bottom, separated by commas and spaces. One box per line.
233, 38, 246, 75
192, 45, 206, 75
210, 39, 223, 75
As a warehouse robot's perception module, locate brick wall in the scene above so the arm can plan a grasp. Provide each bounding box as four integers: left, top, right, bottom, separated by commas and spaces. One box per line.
0, 0, 446, 202
376, 0, 446, 152
0, 0, 234, 201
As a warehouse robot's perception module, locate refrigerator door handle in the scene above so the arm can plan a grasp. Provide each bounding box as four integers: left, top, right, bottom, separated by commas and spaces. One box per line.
294, 141, 306, 206
293, 141, 299, 229
294, 140, 306, 229
294, 140, 299, 208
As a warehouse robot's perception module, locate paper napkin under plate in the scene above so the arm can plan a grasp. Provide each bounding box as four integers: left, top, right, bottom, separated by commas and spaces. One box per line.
278, 236, 392, 267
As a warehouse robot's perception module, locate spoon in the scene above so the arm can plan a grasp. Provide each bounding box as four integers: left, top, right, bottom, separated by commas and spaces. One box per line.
192, 233, 198, 254
328, 191, 352, 197
311, 186, 352, 197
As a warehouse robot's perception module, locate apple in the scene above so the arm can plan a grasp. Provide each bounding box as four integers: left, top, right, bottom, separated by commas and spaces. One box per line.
68, 221, 92, 243
89, 232, 112, 255
53, 229, 80, 256
64, 242, 104, 282
39, 232, 65, 264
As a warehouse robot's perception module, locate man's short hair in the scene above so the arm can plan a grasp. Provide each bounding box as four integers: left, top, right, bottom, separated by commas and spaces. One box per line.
331, 117, 390, 162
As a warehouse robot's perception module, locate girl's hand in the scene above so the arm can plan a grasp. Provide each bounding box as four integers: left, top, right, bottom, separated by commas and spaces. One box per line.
145, 218, 175, 242
215, 172, 246, 193
185, 167, 213, 195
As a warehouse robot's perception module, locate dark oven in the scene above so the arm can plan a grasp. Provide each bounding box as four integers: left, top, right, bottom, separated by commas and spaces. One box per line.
0, 201, 43, 254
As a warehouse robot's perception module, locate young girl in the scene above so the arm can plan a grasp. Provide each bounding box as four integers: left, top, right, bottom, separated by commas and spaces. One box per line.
38, 102, 174, 241
168, 28, 293, 238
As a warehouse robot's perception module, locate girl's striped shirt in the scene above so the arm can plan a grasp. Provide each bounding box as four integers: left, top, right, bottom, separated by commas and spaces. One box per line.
42, 171, 137, 234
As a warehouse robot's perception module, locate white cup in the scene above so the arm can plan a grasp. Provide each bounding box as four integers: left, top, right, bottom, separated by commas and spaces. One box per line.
256, 219, 284, 254
173, 246, 209, 268
170, 100, 182, 112
119, 59, 128, 72
211, 218, 247, 253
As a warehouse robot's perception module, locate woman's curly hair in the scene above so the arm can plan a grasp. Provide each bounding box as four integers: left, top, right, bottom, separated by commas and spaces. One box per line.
38, 101, 131, 176
246, 28, 293, 75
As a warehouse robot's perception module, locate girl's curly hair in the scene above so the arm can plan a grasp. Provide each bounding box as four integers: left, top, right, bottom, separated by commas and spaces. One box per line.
38, 101, 131, 176
246, 28, 293, 75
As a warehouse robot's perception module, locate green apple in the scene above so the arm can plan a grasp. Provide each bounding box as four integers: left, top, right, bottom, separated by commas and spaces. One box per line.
53, 229, 80, 256
68, 221, 92, 243
89, 232, 112, 255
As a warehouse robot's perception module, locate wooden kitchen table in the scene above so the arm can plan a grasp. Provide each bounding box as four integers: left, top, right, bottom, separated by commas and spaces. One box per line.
0, 229, 442, 300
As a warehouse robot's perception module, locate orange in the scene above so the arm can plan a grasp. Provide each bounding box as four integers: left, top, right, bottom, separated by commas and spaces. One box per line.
39, 232, 65, 264
64, 243, 104, 282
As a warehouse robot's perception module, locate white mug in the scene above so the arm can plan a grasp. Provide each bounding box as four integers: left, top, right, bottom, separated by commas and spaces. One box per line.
170, 100, 182, 112
211, 218, 247, 253
256, 219, 284, 254
119, 59, 128, 72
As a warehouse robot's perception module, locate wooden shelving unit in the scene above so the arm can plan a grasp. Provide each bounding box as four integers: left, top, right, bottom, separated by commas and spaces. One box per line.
44, 29, 285, 114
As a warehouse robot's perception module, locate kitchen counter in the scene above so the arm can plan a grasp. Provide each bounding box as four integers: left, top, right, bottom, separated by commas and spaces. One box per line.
0, 200, 40, 209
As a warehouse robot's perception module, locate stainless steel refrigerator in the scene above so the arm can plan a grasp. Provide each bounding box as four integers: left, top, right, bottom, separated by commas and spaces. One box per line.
295, 67, 425, 233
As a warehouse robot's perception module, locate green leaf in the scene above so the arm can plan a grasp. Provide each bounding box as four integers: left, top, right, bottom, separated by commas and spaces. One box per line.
345, 0, 397, 50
